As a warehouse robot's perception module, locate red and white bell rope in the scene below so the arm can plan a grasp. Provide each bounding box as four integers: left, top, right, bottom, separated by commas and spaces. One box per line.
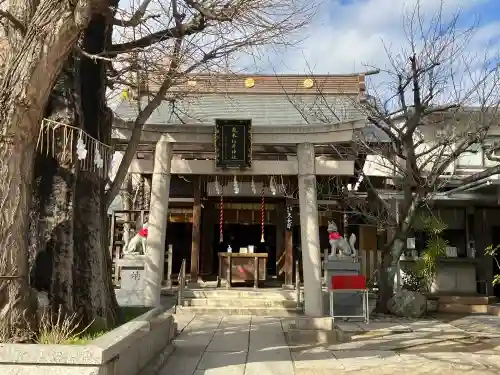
260, 185, 265, 243
219, 195, 224, 243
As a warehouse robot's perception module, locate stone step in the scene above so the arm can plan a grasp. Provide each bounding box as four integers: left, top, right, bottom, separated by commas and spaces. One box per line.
436, 295, 496, 306
182, 298, 298, 308
182, 289, 299, 301
438, 303, 491, 314
175, 305, 302, 316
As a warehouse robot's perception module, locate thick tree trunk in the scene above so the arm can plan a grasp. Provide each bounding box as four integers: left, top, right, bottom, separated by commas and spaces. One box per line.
74, 171, 117, 325
29, 60, 80, 313
73, 11, 118, 327
0, 137, 37, 339
30, 159, 77, 310
0, 0, 93, 336
30, 7, 118, 328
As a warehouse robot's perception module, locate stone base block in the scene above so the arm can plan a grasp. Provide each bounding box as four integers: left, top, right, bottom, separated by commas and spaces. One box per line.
286, 328, 339, 345
115, 288, 144, 306
291, 317, 334, 331
286, 317, 337, 345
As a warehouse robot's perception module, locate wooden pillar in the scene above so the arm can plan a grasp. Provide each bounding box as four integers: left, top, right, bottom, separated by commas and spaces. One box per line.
190, 176, 202, 280
276, 201, 285, 277
359, 225, 377, 251
284, 200, 294, 286
201, 201, 214, 275
284, 229, 293, 285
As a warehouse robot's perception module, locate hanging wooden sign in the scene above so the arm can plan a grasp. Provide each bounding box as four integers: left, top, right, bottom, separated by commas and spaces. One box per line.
214, 119, 252, 169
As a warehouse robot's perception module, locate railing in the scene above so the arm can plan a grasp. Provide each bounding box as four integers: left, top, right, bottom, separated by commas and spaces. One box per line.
177, 258, 186, 308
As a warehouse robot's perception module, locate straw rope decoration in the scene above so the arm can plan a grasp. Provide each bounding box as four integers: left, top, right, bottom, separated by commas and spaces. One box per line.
219, 194, 224, 243
260, 184, 265, 243
36, 118, 112, 179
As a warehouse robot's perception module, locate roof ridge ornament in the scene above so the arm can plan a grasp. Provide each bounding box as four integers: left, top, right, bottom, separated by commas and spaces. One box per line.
303, 78, 314, 88
244, 77, 255, 88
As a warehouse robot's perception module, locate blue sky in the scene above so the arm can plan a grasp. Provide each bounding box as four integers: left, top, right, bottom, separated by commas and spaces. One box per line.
115, 0, 500, 76
111, 0, 500, 109
250, 0, 500, 75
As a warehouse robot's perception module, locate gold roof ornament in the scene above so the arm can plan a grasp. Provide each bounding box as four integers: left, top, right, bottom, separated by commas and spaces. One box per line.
244, 77, 255, 88
303, 78, 314, 88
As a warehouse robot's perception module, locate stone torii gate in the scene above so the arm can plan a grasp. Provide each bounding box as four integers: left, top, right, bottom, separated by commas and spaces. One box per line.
113, 120, 366, 316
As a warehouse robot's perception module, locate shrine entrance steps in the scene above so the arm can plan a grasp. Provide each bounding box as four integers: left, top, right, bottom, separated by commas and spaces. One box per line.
175, 288, 303, 316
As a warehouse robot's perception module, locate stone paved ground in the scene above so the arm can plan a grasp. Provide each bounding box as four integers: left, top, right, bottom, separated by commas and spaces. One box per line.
155, 313, 500, 375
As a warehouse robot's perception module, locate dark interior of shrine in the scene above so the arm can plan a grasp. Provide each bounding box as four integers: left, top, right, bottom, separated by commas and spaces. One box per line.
213, 224, 277, 276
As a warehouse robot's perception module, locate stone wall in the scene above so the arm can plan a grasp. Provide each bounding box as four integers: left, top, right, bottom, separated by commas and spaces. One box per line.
0, 308, 176, 375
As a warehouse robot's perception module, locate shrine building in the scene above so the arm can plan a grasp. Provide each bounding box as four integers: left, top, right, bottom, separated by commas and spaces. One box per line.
110, 73, 385, 315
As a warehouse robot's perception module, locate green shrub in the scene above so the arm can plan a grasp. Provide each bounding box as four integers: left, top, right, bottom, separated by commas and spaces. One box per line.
413, 214, 448, 292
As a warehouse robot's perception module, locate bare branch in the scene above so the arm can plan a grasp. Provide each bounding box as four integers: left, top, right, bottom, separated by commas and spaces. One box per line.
108, 0, 235, 55
281, 0, 500, 307
112, 0, 158, 27
107, 17, 204, 55
105, 0, 315, 207
76, 47, 115, 62
113, 13, 160, 27
0, 10, 25, 35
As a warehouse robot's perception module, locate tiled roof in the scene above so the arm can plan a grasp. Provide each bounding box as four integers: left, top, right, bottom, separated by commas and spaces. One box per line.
141, 73, 366, 96
114, 93, 366, 127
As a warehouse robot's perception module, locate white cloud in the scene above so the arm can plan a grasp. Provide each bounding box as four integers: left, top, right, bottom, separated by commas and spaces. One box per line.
258, 0, 498, 74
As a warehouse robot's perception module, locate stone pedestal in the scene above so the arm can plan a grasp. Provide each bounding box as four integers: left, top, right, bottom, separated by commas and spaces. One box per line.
325, 259, 362, 317
115, 256, 146, 306
297, 143, 323, 317
286, 317, 338, 345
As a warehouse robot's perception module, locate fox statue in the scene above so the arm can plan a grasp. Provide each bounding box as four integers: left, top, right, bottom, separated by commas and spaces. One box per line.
123, 222, 149, 255
327, 220, 357, 260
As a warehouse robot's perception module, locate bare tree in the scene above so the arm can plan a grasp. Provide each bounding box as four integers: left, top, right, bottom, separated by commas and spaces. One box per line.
106, 0, 314, 205
286, 1, 500, 311
22, 0, 314, 334
0, 0, 107, 339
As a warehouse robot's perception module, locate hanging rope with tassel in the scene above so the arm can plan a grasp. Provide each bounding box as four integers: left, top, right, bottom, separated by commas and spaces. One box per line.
260, 185, 265, 243
219, 194, 224, 243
